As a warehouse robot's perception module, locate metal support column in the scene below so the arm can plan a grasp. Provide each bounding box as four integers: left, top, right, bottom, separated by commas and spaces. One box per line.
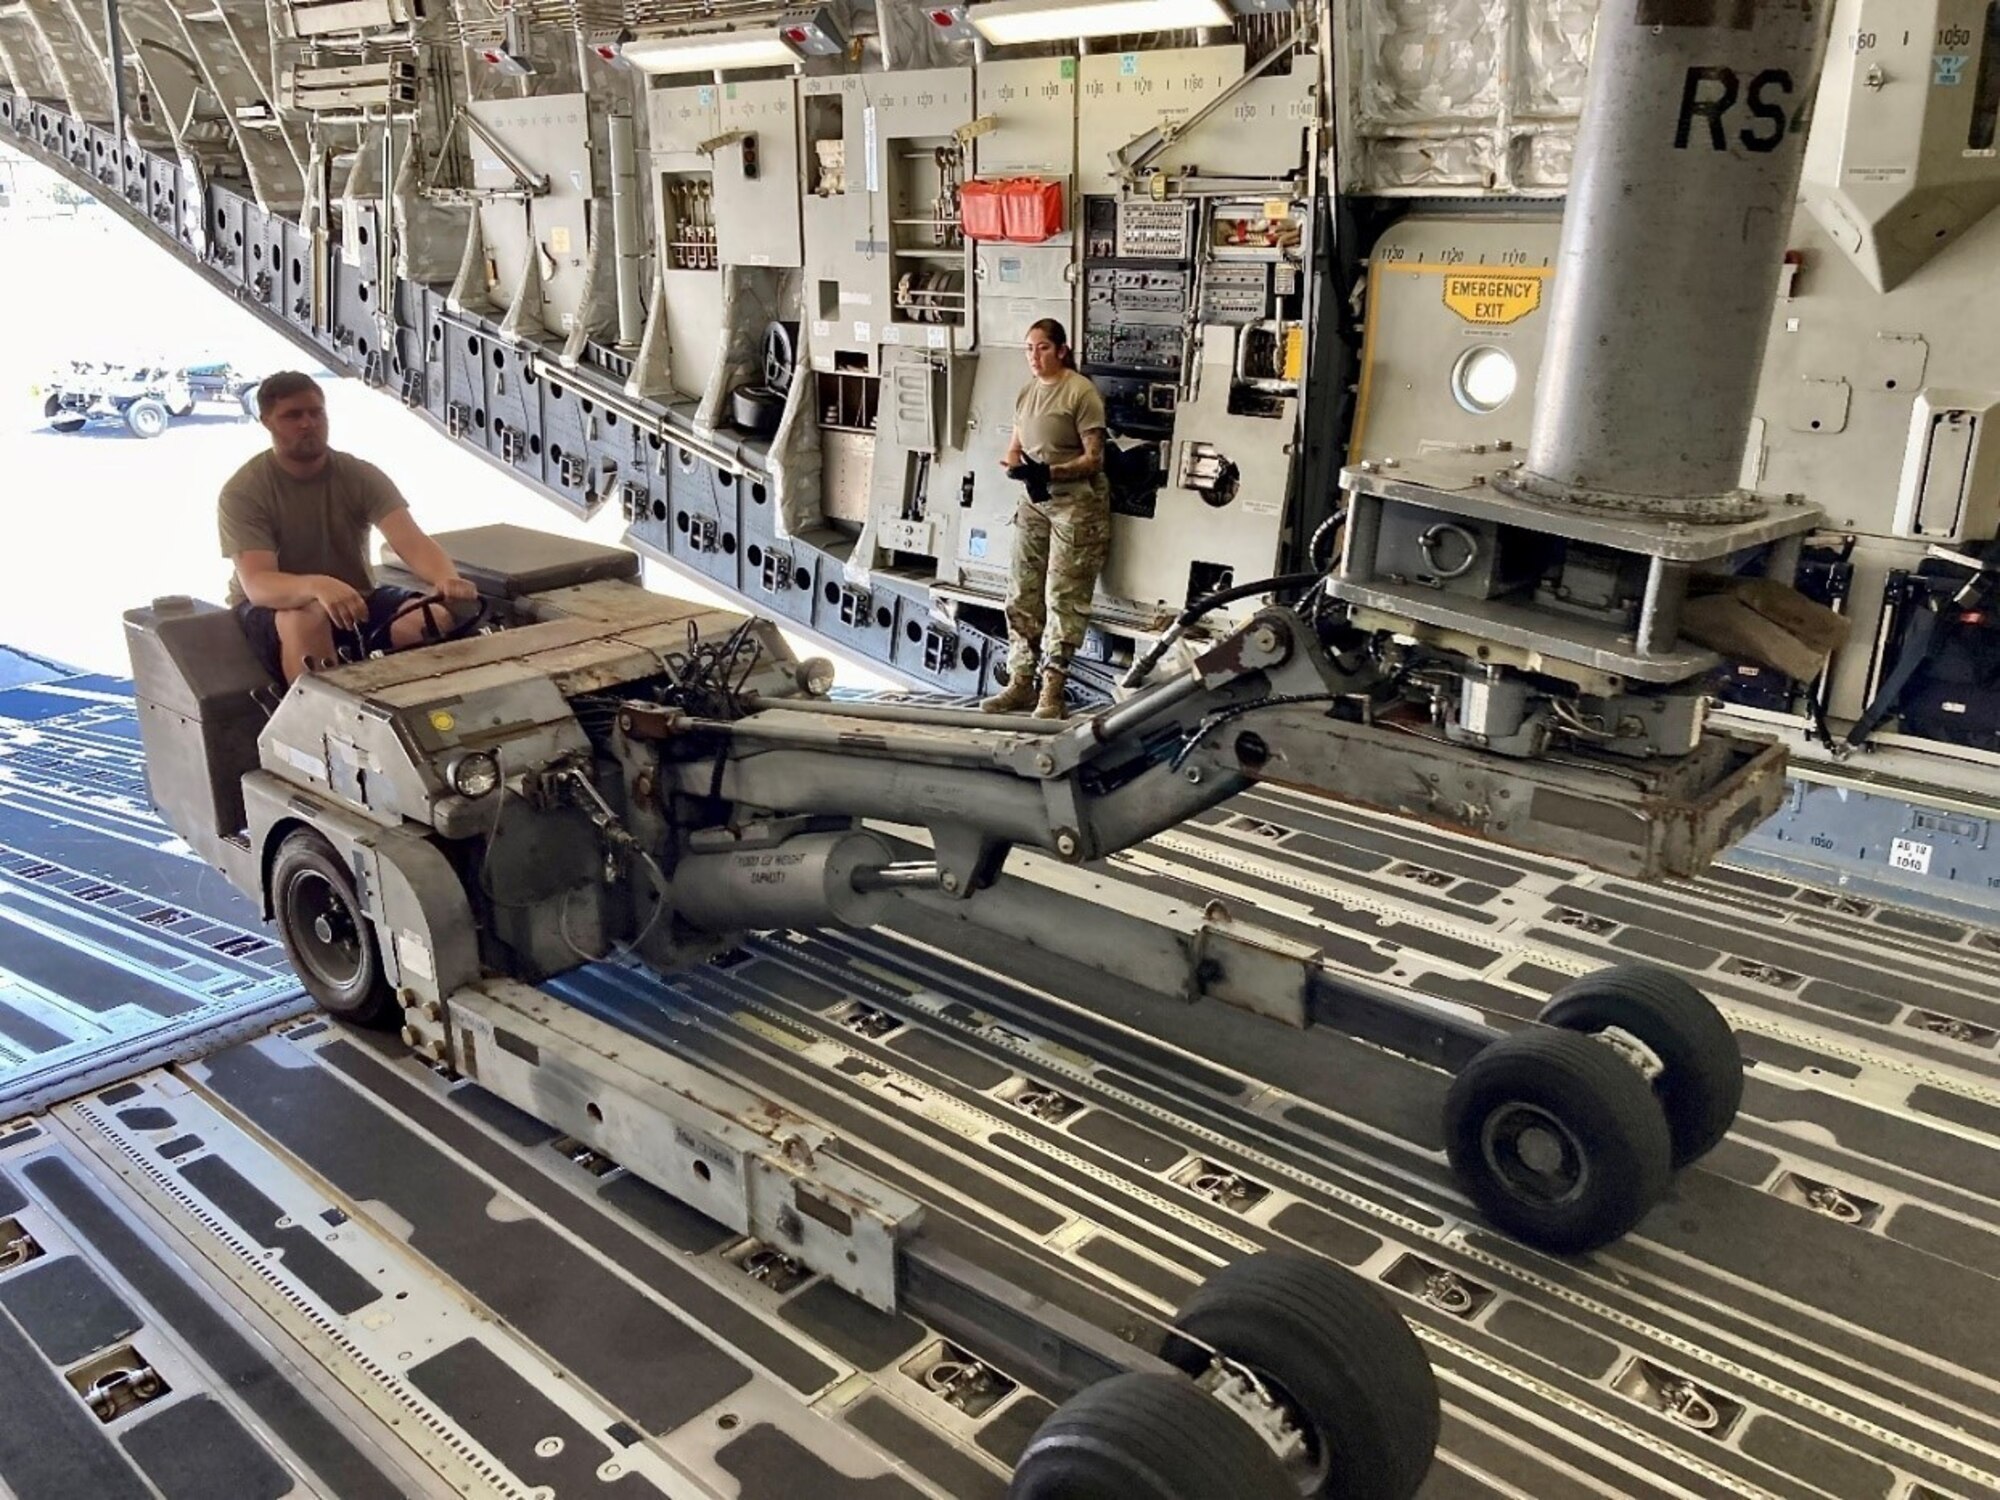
102, 0, 127, 149
608, 110, 645, 348
1519, 0, 1831, 519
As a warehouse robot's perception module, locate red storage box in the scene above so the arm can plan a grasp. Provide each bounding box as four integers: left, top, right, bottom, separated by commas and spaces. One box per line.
959, 178, 1063, 243
960, 179, 1008, 241
999, 178, 1063, 243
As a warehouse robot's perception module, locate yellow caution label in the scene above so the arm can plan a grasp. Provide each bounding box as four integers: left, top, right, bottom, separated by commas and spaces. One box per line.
549, 226, 572, 255
847, 959, 920, 993
428, 710, 456, 733
1442, 273, 1543, 326
734, 1011, 812, 1052
1283, 326, 1306, 382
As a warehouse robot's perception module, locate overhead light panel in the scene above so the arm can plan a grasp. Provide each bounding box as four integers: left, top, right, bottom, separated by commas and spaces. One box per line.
777, 6, 848, 59
469, 44, 535, 77
619, 31, 798, 75
969, 0, 1231, 45
925, 4, 978, 43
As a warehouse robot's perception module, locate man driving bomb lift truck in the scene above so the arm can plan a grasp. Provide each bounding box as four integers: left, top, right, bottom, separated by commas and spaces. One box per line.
123, 7, 1842, 1496
221, 372, 478, 683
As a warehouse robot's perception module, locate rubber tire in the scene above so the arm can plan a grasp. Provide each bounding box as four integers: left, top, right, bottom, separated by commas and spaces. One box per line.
1009, 1371, 1294, 1500
42, 393, 61, 419
1540, 962, 1742, 1167
124, 397, 169, 438
240, 387, 261, 419
51, 414, 86, 434
269, 829, 400, 1027
1163, 1251, 1438, 1500
1443, 1028, 1672, 1256
730, 383, 784, 435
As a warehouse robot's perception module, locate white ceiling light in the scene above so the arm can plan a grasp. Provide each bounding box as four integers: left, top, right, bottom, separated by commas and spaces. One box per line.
969, 0, 1231, 45
619, 31, 798, 75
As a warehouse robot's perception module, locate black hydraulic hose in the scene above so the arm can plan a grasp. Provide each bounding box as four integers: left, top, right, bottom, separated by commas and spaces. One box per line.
1120, 570, 1327, 689
1306, 507, 1347, 572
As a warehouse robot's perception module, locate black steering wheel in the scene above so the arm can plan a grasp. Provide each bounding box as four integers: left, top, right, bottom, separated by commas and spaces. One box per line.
349, 591, 490, 660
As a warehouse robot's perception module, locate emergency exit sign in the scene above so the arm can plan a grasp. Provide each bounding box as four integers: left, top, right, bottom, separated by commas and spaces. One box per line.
1443, 272, 1544, 326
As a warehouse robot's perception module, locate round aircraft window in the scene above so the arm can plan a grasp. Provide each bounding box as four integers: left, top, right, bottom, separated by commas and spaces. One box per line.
1451, 345, 1517, 414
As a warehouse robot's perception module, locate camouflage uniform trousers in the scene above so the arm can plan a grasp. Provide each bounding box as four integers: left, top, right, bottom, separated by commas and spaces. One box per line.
1004, 479, 1111, 679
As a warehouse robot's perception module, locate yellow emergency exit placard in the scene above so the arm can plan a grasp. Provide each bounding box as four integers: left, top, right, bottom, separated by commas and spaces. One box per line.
1442, 272, 1544, 326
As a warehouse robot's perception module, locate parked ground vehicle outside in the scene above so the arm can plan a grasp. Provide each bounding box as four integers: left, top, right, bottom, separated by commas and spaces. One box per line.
36, 359, 262, 437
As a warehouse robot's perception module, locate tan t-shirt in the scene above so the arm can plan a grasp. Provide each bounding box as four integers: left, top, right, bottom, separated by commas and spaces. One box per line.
1015, 370, 1107, 467
219, 449, 408, 606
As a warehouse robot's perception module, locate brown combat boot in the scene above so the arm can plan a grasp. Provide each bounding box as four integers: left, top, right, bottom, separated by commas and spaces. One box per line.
980, 669, 1039, 714
1033, 664, 1068, 719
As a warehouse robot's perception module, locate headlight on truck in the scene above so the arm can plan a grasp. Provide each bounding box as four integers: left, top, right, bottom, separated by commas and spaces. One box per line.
446, 751, 500, 797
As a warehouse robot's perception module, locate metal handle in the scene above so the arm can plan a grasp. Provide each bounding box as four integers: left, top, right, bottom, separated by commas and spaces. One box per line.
1416, 523, 1479, 582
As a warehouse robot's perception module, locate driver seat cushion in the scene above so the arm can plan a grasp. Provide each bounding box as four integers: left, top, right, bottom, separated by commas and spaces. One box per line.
234, 586, 422, 678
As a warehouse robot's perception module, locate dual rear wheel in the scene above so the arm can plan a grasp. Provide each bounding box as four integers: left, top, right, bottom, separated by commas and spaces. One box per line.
1443, 962, 1742, 1254
1012, 1251, 1438, 1500
1014, 964, 1742, 1499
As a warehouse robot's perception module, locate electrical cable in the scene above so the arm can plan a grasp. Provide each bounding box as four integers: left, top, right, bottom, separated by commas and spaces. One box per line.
558, 847, 672, 966
1121, 569, 1326, 688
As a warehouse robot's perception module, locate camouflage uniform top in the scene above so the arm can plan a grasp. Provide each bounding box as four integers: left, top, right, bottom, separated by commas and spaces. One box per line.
1015, 371, 1108, 499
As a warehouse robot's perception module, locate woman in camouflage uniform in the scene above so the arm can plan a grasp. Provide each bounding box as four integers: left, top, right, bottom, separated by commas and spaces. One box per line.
981, 318, 1110, 719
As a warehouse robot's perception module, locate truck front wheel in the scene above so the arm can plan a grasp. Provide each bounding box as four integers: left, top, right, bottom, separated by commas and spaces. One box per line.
124, 397, 170, 439
270, 829, 401, 1026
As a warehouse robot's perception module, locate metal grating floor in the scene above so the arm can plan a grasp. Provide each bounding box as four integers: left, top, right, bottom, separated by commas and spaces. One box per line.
1, 671, 1996, 1499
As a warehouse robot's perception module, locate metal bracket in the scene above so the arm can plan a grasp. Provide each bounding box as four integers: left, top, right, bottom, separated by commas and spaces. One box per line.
0, 1218, 42, 1270
922, 624, 958, 676
429, 105, 549, 197
443, 978, 923, 1310
837, 585, 874, 629
928, 822, 1010, 899
1593, 1024, 1666, 1083
1198, 1359, 1310, 1472
1111, 30, 1302, 186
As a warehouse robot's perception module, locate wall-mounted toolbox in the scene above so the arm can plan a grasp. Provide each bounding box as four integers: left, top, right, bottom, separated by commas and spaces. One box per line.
960, 178, 1064, 243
